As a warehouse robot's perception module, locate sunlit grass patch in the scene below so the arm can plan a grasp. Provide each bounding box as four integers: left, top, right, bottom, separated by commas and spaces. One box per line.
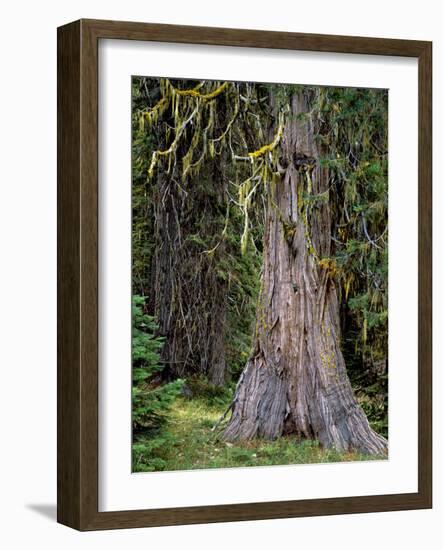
133, 395, 382, 472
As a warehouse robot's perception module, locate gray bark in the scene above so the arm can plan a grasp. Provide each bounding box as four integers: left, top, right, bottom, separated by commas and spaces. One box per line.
153, 169, 228, 385
223, 91, 388, 455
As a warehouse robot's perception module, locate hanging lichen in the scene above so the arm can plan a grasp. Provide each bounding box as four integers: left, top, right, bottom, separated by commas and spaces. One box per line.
247, 113, 284, 160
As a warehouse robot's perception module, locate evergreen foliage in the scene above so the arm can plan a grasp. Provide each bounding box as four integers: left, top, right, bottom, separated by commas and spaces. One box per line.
132, 295, 183, 471
314, 87, 388, 434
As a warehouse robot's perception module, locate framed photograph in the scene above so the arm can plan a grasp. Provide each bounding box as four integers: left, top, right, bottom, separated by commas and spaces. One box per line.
57, 19, 432, 530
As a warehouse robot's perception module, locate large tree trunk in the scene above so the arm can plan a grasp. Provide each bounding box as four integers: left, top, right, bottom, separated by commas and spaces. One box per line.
152, 165, 228, 385
223, 91, 387, 455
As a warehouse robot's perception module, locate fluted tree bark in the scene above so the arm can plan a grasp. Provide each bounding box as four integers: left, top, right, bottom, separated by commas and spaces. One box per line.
223, 91, 387, 455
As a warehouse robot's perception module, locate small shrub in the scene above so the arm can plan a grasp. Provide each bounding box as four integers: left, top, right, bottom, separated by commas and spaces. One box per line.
132, 295, 183, 471
182, 375, 234, 407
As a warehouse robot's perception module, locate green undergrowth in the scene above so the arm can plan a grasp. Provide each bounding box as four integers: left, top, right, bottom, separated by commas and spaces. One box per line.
132, 392, 384, 473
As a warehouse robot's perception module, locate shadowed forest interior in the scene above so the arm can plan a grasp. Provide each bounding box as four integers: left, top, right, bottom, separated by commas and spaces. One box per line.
132, 76, 388, 472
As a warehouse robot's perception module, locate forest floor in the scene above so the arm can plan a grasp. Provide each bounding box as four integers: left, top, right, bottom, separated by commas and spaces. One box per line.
154, 395, 382, 471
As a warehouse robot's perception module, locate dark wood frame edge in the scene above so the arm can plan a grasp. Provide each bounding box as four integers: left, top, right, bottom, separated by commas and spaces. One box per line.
57, 18, 432, 531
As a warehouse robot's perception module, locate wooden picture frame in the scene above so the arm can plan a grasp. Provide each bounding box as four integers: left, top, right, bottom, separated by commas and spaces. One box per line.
57, 18, 432, 530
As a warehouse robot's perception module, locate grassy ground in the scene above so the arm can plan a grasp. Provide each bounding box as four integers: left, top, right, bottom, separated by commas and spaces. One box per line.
133, 392, 383, 472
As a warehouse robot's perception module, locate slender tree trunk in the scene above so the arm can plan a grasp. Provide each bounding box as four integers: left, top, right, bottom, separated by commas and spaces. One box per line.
223, 91, 387, 455
152, 166, 228, 385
